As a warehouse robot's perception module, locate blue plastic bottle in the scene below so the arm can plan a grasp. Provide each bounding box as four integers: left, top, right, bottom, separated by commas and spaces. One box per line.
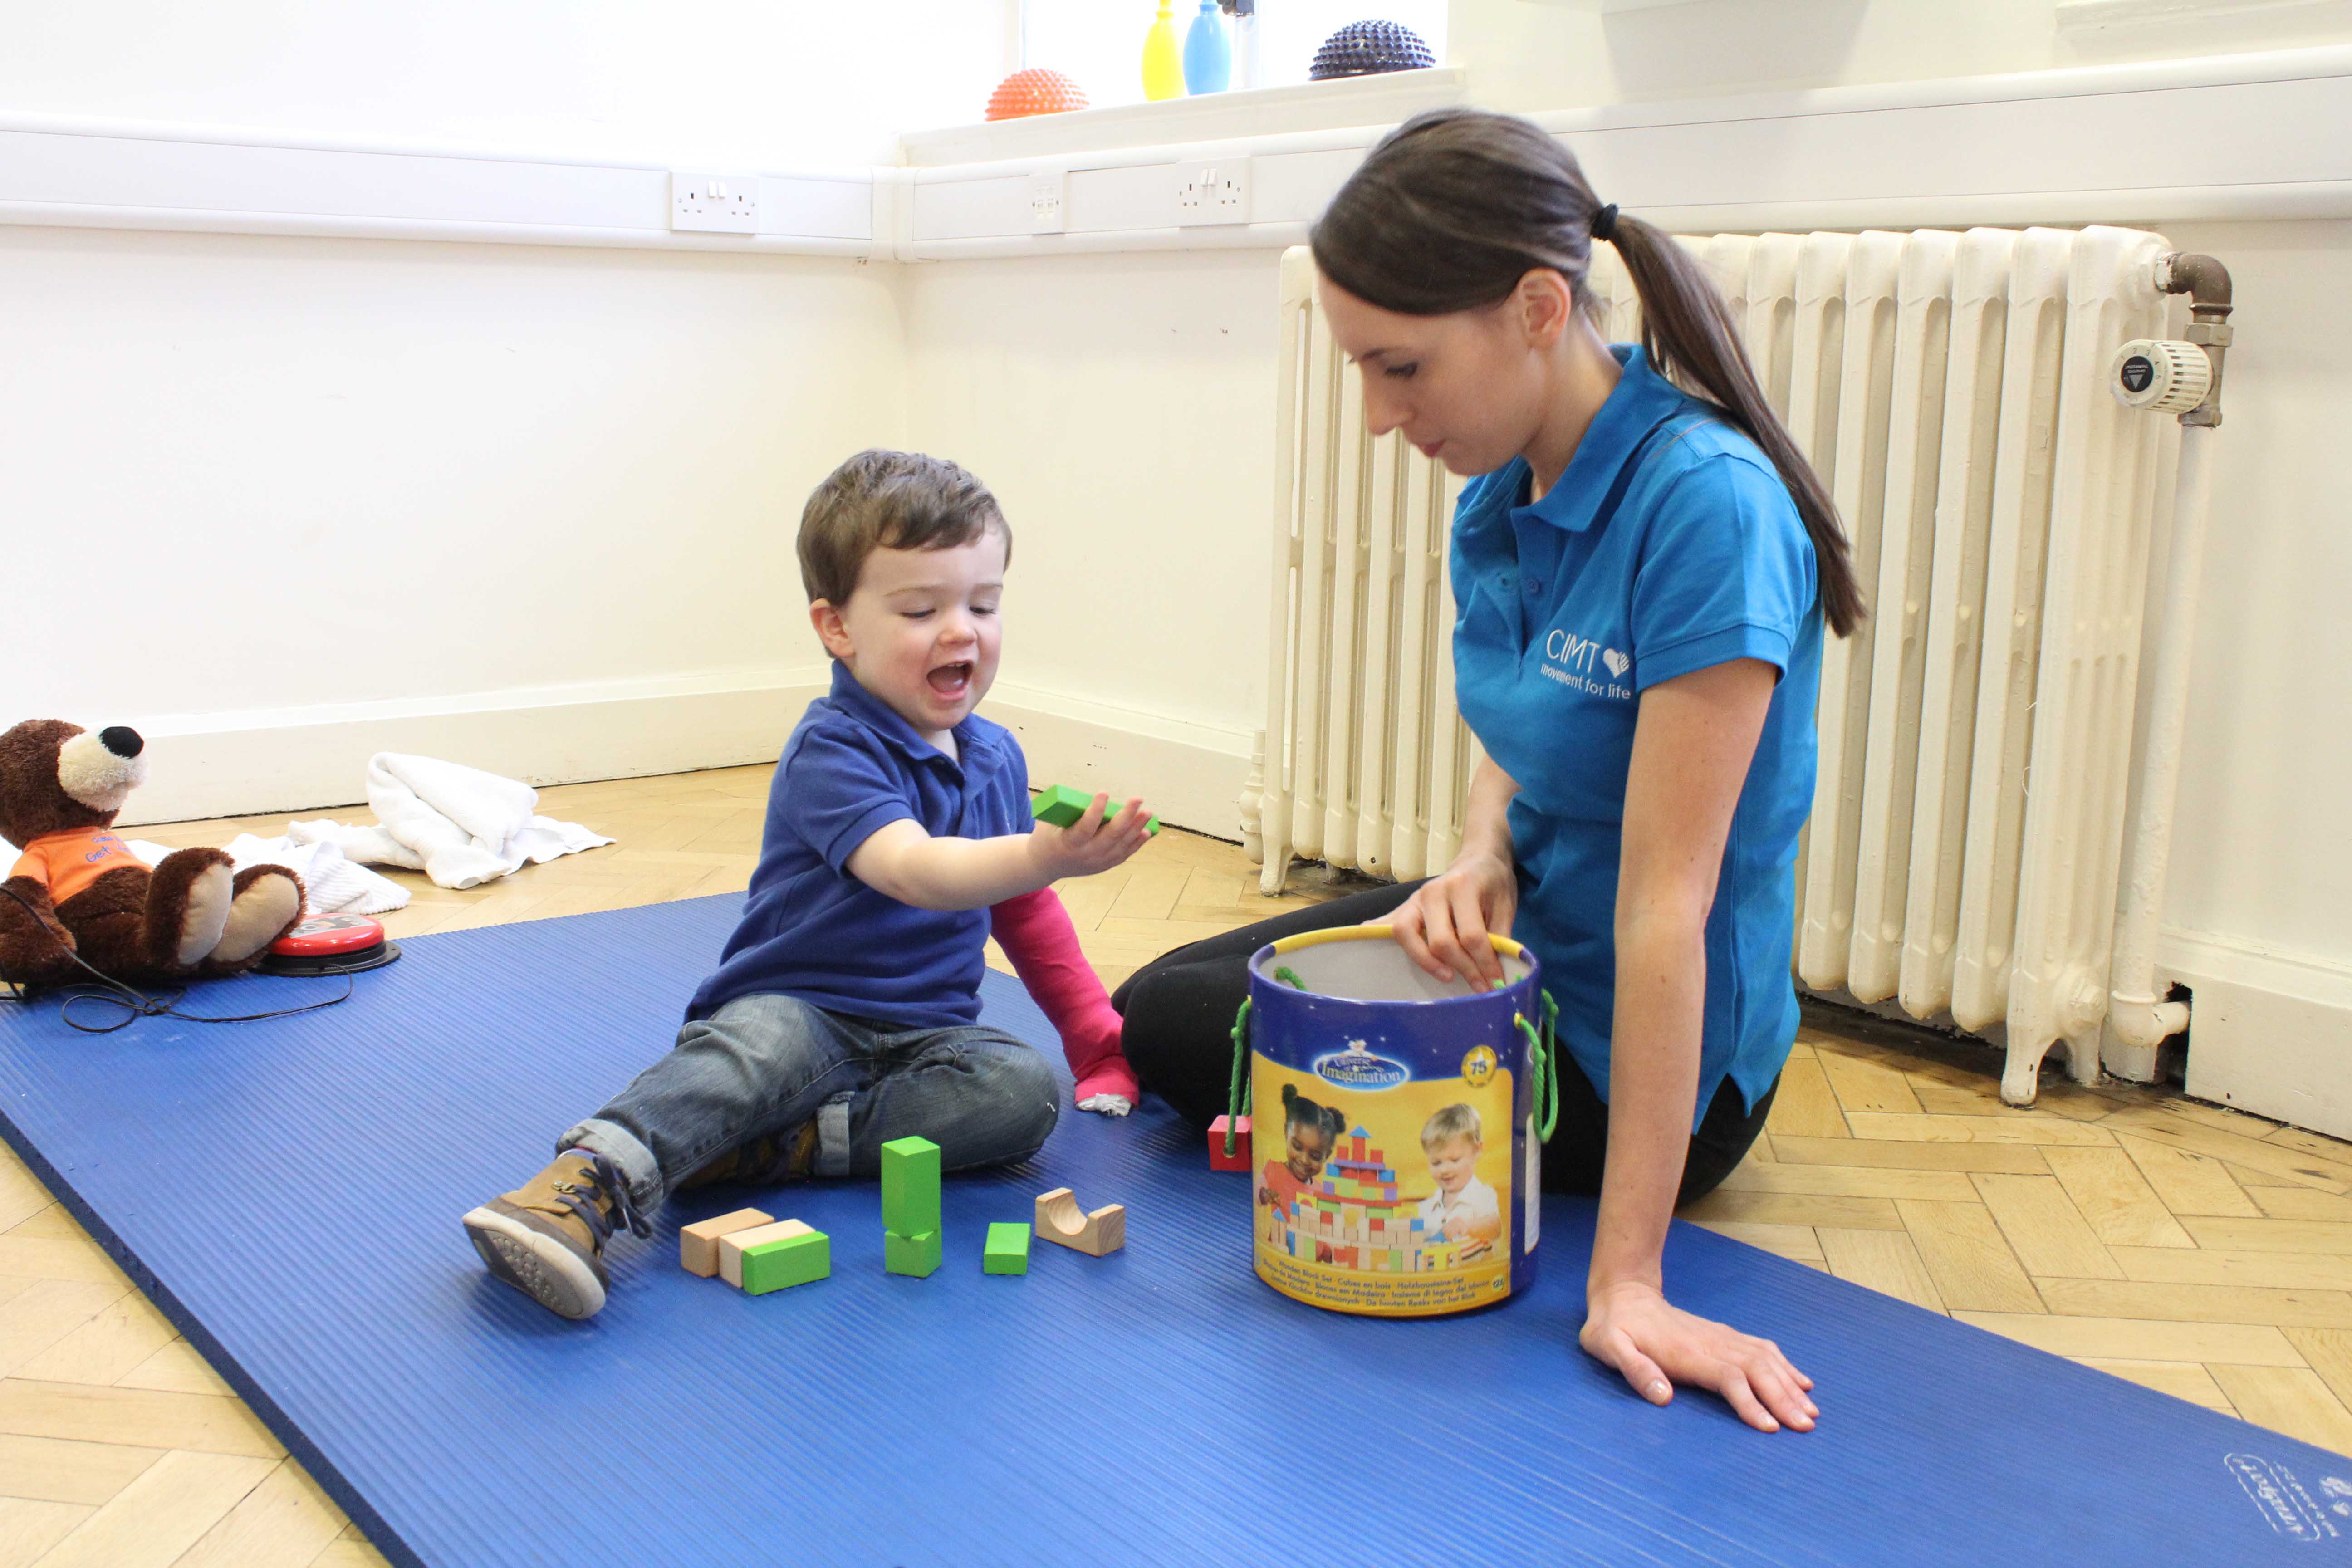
1184, 0, 1231, 96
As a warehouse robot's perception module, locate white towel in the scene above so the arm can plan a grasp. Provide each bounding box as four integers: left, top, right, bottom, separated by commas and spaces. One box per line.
125, 835, 411, 916
289, 753, 613, 891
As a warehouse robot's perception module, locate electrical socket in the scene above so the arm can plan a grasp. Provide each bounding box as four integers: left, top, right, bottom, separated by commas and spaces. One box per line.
671, 172, 760, 234
1174, 157, 1251, 226
1029, 168, 1068, 234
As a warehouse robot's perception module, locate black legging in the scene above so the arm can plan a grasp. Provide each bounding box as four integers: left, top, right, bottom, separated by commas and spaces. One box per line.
1112, 879, 1776, 1203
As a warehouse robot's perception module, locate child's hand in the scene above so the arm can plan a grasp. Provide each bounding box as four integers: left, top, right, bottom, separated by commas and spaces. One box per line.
1033, 793, 1154, 881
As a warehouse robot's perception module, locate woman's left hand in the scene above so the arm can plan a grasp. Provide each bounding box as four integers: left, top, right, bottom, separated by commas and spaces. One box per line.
1579, 1279, 1817, 1434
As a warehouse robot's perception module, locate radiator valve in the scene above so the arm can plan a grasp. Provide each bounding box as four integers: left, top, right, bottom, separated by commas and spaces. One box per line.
2111, 338, 2213, 414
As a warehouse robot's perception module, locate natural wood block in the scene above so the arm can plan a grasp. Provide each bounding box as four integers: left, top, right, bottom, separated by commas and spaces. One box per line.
679, 1209, 776, 1279
1952, 1311, 2303, 1366
2039, 1147, 2195, 1249
1818, 1227, 1947, 1313
1035, 1189, 1126, 1256
1893, 1199, 2043, 1314
717, 1220, 814, 1288
1970, 1174, 2123, 1280
2209, 1365, 2352, 1456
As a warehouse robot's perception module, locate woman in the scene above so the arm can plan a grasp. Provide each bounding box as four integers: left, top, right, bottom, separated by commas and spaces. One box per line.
1116, 108, 1863, 1436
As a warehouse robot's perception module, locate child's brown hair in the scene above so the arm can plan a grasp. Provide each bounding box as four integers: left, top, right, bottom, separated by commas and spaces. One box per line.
796, 449, 1012, 606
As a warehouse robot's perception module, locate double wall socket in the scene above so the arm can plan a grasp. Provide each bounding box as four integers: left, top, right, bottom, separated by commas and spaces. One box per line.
1028, 168, 1068, 234
1174, 157, 1251, 226
671, 172, 760, 233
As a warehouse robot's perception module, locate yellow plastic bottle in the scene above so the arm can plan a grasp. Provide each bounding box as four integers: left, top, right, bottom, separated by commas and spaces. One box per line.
1142, 0, 1186, 101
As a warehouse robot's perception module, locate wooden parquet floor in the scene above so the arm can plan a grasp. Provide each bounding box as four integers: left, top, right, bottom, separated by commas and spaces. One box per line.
4, 762, 2351, 1562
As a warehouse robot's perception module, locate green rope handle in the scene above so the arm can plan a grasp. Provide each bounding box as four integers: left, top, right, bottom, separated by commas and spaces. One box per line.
1224, 997, 1253, 1156
1272, 966, 1306, 991
1515, 988, 1563, 1142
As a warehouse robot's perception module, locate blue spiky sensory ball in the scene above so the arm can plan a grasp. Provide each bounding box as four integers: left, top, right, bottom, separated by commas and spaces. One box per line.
1308, 19, 1436, 82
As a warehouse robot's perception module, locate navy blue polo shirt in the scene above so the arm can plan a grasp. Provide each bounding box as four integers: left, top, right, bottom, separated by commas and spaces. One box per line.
1450, 345, 1823, 1126
686, 662, 1033, 1030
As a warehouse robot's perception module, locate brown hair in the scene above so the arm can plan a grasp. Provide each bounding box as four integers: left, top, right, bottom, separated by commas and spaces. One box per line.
796, 449, 1012, 606
1309, 108, 1863, 636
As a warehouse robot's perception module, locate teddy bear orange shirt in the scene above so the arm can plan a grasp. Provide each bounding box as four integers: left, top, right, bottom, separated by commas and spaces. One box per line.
10, 828, 143, 906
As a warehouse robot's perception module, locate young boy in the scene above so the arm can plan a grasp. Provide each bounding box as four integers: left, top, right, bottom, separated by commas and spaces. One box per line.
1416, 1103, 1500, 1259
462, 450, 1156, 1320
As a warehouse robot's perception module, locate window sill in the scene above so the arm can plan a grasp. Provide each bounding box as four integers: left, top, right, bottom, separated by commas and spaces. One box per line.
897, 66, 1468, 168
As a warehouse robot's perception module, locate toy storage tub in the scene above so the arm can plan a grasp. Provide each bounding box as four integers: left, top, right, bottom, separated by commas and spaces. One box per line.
1240, 926, 1554, 1318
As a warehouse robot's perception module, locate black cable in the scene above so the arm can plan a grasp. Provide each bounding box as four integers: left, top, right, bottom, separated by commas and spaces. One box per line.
0, 877, 353, 1034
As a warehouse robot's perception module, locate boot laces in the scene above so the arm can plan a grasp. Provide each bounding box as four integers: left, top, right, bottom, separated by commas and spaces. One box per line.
554, 1151, 651, 1244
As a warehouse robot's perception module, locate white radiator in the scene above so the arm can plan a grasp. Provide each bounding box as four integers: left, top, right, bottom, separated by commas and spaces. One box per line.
1239, 228, 2182, 1102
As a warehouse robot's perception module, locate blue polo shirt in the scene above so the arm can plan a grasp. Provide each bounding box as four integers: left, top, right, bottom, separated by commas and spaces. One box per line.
1451, 345, 1822, 1126
686, 662, 1033, 1030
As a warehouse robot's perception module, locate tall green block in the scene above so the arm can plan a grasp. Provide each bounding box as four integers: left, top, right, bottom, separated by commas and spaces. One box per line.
740, 1230, 829, 1295
885, 1228, 942, 1278
983, 1222, 1030, 1276
1032, 783, 1159, 836
880, 1135, 941, 1236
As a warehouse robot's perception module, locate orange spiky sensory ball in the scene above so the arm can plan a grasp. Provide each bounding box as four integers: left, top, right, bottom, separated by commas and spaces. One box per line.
986, 68, 1090, 122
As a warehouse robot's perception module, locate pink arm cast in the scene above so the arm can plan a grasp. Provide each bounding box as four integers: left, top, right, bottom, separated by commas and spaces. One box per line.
988, 887, 1140, 1106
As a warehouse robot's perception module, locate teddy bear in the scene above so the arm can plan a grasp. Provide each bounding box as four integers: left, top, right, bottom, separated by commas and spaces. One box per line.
0, 720, 305, 988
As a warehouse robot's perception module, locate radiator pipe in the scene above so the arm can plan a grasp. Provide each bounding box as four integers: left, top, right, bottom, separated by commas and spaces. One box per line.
2105, 253, 2233, 1073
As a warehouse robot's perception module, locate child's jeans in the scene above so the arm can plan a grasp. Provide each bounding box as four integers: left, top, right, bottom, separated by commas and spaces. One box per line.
559, 992, 1061, 1210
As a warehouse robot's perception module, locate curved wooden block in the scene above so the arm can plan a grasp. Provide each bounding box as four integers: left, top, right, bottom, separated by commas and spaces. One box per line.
1034, 1186, 1126, 1256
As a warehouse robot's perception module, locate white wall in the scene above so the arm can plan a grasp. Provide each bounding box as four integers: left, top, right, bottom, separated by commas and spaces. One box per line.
3, 222, 903, 818
0, 0, 1010, 167
1454, 0, 2352, 107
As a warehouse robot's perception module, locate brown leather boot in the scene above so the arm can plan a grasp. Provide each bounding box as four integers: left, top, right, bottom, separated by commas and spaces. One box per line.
461, 1149, 648, 1320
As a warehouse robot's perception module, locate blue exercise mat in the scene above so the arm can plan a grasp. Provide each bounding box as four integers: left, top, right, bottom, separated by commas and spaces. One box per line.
2, 893, 2347, 1566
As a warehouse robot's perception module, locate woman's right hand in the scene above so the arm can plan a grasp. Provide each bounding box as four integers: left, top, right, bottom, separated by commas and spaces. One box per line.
1383, 851, 1518, 988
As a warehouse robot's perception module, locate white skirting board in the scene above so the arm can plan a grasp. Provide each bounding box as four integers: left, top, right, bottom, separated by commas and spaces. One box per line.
98, 677, 2352, 1142
112, 673, 1258, 848
2163, 928, 2352, 1143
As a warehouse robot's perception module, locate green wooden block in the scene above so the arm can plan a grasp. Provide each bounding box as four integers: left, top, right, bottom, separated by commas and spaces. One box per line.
1032, 784, 1159, 836
880, 1136, 941, 1237
983, 1221, 1030, 1275
885, 1228, 942, 1278
740, 1230, 829, 1295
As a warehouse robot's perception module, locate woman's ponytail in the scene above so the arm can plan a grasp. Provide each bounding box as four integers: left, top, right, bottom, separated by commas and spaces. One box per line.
1606, 214, 1863, 635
